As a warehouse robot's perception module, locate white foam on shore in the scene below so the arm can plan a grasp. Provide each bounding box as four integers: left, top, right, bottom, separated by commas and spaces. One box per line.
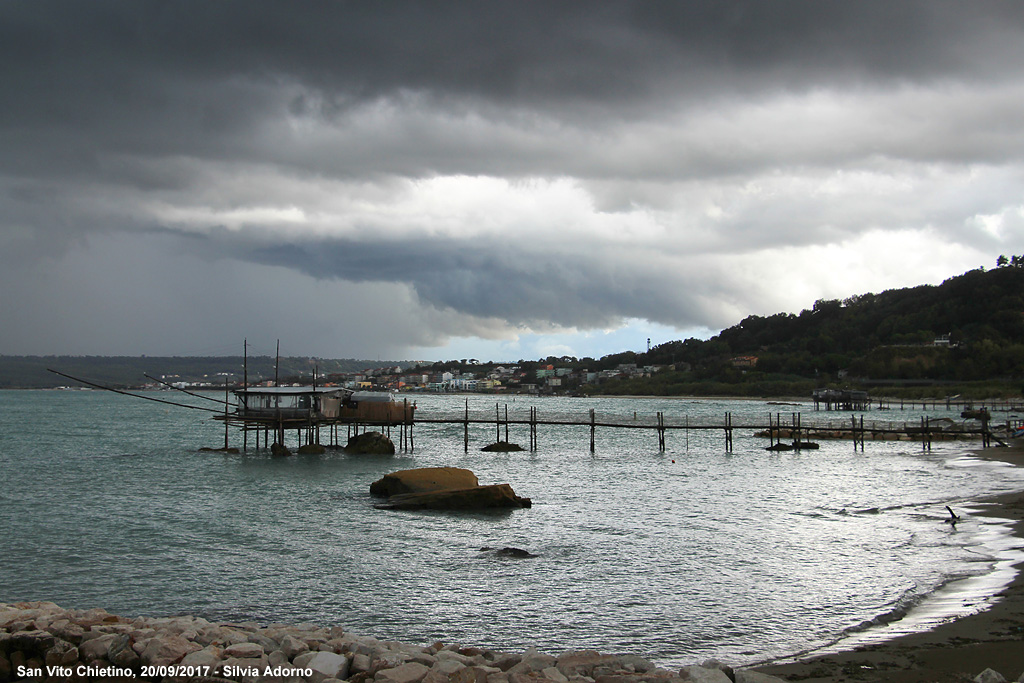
782, 503, 1023, 663
755, 446, 1024, 667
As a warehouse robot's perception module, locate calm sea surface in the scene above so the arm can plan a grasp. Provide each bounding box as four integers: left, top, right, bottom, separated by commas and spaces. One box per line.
2, 390, 1024, 667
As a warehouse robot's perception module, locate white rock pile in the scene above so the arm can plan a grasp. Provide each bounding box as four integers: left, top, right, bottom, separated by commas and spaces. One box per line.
2, 601, 1016, 683
1, 602, 768, 683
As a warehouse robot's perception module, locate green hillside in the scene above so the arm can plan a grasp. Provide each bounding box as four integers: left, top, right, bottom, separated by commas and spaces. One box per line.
591, 257, 1024, 398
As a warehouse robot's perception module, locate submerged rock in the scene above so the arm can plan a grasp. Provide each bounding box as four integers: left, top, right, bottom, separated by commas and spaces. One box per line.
376, 483, 532, 511
480, 547, 538, 559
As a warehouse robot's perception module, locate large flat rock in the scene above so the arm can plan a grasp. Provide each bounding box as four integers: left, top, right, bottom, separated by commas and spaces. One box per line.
370, 467, 479, 497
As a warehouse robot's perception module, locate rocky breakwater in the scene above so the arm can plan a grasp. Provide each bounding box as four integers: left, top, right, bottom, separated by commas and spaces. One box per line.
1, 601, 783, 683
370, 467, 531, 511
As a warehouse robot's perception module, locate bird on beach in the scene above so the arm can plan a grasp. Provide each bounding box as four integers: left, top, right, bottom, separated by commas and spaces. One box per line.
945, 506, 961, 527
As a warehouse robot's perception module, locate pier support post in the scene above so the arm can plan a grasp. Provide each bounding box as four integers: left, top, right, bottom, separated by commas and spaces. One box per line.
725, 412, 733, 452
657, 412, 665, 452
590, 409, 596, 453
530, 407, 537, 451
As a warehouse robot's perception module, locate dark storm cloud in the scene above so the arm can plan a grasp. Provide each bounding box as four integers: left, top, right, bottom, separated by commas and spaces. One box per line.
5, 2, 1023, 151
234, 235, 717, 329
2, 1, 1024, 357
8, 2, 1023, 99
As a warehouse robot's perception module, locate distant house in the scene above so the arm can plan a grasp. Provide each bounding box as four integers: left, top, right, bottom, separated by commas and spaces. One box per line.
731, 356, 758, 368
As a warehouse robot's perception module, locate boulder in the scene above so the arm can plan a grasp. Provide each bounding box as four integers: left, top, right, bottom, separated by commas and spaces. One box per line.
180, 645, 223, 670
298, 443, 327, 454
347, 431, 396, 455
449, 666, 493, 683
734, 671, 789, 683
279, 633, 310, 659
106, 633, 140, 668
507, 649, 556, 675
79, 633, 118, 661
371, 467, 479, 497
542, 667, 570, 683
377, 661, 431, 683
556, 651, 618, 677
44, 639, 78, 667
377, 484, 531, 511
975, 670, 1007, 683
701, 659, 735, 682
223, 641, 265, 658
140, 632, 200, 667
681, 665, 733, 683
307, 651, 351, 683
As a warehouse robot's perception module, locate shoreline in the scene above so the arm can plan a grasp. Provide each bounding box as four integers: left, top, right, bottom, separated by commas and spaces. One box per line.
753, 443, 1024, 683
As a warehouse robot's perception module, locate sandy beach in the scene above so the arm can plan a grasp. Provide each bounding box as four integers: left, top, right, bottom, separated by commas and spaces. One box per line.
752, 444, 1024, 683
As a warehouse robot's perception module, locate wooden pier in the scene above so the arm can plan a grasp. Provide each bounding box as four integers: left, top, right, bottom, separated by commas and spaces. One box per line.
213, 397, 1012, 455
48, 363, 1020, 456
411, 404, 1005, 454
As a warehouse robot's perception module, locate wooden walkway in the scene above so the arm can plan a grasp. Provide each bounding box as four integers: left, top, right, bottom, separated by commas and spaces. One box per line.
48, 367, 1017, 455
376, 402, 1010, 454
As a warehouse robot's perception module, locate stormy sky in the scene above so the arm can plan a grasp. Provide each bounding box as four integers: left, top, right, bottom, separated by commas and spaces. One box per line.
2, 2, 1023, 362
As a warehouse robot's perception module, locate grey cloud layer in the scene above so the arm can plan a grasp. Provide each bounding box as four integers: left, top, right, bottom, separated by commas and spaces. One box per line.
2, 1, 1023, 356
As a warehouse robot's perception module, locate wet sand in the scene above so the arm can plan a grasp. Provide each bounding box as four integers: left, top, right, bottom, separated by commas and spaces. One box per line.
752, 445, 1024, 683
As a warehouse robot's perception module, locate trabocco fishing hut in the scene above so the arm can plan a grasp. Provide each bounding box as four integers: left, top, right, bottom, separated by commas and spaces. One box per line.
223, 386, 416, 452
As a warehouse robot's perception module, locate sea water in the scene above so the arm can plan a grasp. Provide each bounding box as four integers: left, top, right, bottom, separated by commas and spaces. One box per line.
1, 390, 1023, 667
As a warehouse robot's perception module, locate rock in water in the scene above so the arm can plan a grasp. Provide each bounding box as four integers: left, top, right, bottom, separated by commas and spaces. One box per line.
481, 441, 524, 452
370, 467, 479, 497
371, 467, 531, 511
479, 547, 538, 558
297, 443, 326, 454
346, 431, 396, 454
376, 483, 532, 511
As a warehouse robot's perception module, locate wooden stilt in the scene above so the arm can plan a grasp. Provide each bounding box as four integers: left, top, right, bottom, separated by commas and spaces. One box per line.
590, 408, 596, 453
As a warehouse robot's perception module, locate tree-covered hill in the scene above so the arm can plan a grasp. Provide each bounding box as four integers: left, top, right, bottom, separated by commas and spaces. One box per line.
591, 258, 1024, 398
